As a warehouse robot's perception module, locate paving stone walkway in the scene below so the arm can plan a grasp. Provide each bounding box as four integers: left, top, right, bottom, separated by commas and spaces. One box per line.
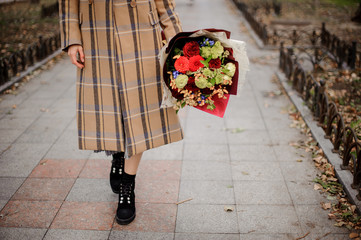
0, 0, 351, 239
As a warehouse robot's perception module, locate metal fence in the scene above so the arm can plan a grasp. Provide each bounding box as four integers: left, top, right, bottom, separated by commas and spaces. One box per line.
232, 0, 269, 45
279, 43, 361, 200
320, 23, 359, 69
233, 0, 360, 70
0, 33, 61, 89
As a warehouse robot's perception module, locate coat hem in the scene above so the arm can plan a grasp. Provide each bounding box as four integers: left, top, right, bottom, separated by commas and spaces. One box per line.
87, 134, 184, 159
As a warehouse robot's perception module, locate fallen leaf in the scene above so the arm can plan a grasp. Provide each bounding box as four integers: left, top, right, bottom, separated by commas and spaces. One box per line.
313, 156, 323, 163
295, 232, 310, 240
326, 195, 336, 201
12, 104, 16, 109
314, 183, 322, 190
224, 206, 234, 212
296, 159, 303, 162
321, 202, 331, 210
334, 221, 346, 227
241, 171, 249, 175
327, 177, 338, 182
176, 198, 193, 205
231, 128, 245, 134
350, 205, 356, 213
223, 128, 245, 134
349, 232, 359, 239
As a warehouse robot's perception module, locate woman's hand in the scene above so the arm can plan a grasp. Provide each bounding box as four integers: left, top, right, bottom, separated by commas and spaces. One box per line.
68, 44, 85, 69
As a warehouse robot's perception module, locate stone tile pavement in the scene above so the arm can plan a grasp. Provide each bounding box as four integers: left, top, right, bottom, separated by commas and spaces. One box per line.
0, 0, 351, 239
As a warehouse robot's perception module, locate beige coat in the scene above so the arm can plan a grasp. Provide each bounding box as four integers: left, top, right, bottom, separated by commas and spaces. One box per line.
59, 0, 183, 158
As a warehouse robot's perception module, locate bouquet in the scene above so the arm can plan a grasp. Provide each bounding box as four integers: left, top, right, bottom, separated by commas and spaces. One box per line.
159, 29, 249, 118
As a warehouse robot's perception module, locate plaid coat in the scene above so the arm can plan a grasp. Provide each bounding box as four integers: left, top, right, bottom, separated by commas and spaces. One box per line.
59, 0, 183, 158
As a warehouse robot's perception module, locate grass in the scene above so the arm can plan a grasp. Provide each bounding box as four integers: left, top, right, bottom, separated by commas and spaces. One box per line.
323, 0, 359, 6
0, 0, 59, 58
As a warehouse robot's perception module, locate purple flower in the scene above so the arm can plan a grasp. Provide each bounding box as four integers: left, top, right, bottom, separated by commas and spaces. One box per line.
173, 71, 180, 79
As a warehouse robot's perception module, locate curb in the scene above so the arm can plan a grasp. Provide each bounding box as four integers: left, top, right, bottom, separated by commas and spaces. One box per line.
275, 70, 361, 213
229, 0, 278, 50
0, 49, 62, 93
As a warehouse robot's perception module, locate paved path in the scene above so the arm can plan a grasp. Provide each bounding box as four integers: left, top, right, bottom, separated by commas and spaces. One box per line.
0, 0, 350, 239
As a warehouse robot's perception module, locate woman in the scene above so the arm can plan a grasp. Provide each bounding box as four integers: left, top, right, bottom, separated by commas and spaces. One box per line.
59, 0, 183, 225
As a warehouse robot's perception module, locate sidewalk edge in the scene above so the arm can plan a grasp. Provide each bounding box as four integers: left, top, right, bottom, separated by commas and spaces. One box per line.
275, 70, 361, 213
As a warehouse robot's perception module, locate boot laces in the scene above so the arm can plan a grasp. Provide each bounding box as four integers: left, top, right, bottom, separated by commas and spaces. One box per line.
112, 157, 124, 169
119, 182, 133, 204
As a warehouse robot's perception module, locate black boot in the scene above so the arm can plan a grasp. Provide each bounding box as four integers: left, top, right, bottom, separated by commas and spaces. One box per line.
110, 152, 125, 194
116, 172, 136, 225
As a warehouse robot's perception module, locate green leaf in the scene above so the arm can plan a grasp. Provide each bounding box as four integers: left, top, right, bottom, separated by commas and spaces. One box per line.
209, 78, 216, 86
342, 212, 352, 218
206, 103, 216, 110
200, 56, 212, 68
350, 119, 361, 129
222, 68, 231, 74
174, 47, 182, 56
181, 101, 186, 108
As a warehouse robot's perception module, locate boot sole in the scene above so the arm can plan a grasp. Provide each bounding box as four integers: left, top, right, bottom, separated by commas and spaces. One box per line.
111, 189, 120, 194
115, 212, 136, 225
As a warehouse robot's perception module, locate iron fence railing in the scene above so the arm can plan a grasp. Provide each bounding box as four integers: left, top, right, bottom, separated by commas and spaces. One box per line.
233, 0, 360, 69
279, 43, 361, 200
232, 0, 268, 45
320, 23, 359, 69
0, 33, 61, 89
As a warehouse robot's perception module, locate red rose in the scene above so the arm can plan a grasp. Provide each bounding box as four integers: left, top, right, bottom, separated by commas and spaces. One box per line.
183, 41, 200, 58
174, 56, 189, 73
189, 55, 204, 72
185, 77, 198, 92
209, 58, 221, 69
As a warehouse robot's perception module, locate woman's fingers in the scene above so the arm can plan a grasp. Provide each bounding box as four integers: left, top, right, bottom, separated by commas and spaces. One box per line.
79, 47, 85, 63
68, 45, 85, 69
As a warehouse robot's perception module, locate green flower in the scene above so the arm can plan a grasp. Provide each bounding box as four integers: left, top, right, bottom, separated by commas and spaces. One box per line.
202, 68, 214, 78
214, 73, 224, 84
175, 75, 188, 89
201, 46, 212, 59
224, 63, 236, 77
223, 75, 232, 81
222, 75, 232, 84
210, 41, 224, 59
195, 76, 209, 89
